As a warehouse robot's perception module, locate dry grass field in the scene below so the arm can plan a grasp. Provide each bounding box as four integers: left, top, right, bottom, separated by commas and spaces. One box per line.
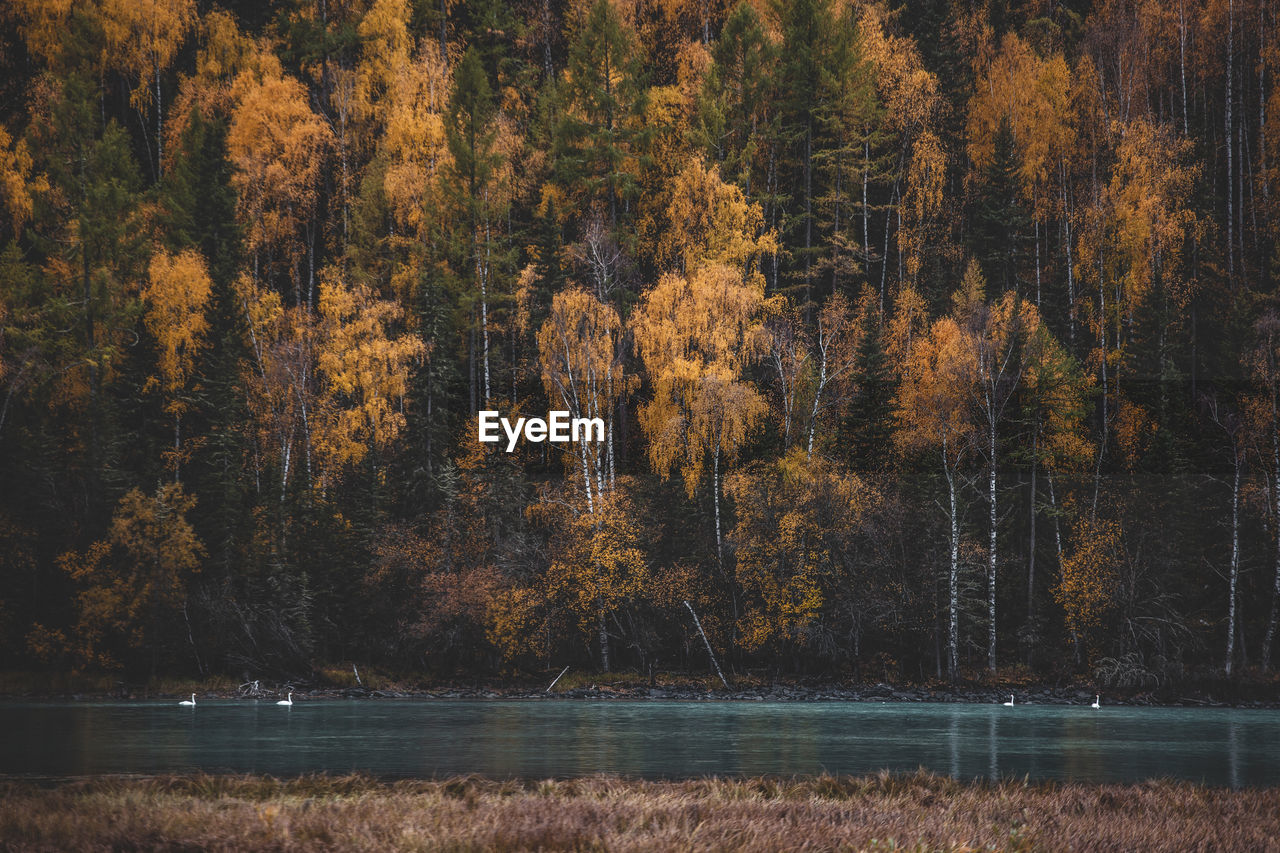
1, 772, 1277, 851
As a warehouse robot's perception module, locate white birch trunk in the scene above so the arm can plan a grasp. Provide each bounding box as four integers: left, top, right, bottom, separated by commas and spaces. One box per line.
987, 414, 998, 673
1227, 448, 1240, 675
945, 441, 959, 681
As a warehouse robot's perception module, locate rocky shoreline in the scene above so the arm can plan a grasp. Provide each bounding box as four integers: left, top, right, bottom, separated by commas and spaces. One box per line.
332, 683, 1279, 708
25, 679, 1274, 708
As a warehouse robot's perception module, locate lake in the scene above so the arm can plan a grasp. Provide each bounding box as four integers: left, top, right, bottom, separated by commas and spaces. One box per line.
3, 700, 1278, 786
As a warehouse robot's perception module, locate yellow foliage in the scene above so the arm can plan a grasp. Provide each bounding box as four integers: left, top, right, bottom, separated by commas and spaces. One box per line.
894, 316, 977, 461
227, 68, 333, 271
7, 0, 74, 68
487, 584, 553, 664
234, 272, 313, 492
632, 263, 770, 497
314, 270, 426, 482
885, 284, 928, 370
1108, 118, 1198, 310
537, 288, 634, 507
195, 8, 260, 84
1114, 395, 1155, 471
143, 249, 212, 400
354, 0, 412, 122
1056, 515, 1123, 640
380, 49, 452, 240
0, 126, 47, 235
900, 130, 946, 282
543, 484, 650, 633
652, 158, 777, 276
729, 450, 880, 653
59, 484, 204, 670
951, 258, 987, 319
856, 3, 941, 136
100, 0, 197, 113
967, 33, 1074, 207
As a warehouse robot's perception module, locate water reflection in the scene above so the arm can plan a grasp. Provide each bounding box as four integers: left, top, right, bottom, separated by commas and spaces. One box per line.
1228, 717, 1240, 790
948, 713, 958, 778
987, 712, 998, 780
2, 700, 1278, 787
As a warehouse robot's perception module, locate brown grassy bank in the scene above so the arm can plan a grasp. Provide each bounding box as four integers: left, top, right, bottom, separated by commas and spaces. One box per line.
1, 772, 1277, 852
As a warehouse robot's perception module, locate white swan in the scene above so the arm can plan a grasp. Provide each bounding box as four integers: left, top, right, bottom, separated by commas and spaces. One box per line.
179, 693, 196, 706
277, 692, 293, 706
1002, 694, 1014, 706
1091, 694, 1101, 709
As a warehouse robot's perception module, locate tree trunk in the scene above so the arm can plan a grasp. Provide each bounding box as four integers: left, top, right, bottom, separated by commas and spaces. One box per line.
1226, 448, 1240, 675
863, 141, 872, 290
1226, 0, 1235, 284
1048, 469, 1064, 572
684, 600, 729, 688
480, 216, 492, 404
439, 0, 447, 60
807, 333, 827, 457
1034, 217, 1041, 306
1179, 0, 1189, 137
599, 607, 610, 672
1264, 365, 1280, 668
1093, 252, 1108, 519
1027, 430, 1037, 627
804, 121, 813, 317
987, 416, 998, 673
713, 441, 723, 566
1062, 162, 1075, 351
155, 61, 164, 178
945, 441, 959, 681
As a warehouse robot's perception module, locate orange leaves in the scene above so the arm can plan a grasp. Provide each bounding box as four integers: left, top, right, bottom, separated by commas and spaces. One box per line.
1107, 118, 1198, 310
896, 259, 1058, 463
856, 3, 941, 137
235, 273, 304, 484
0, 126, 46, 236
100, 0, 197, 111
1114, 396, 1155, 470
649, 157, 776, 277
900, 130, 947, 282
967, 34, 1074, 204
537, 288, 633, 507
354, 0, 414, 123
195, 8, 260, 86
143, 249, 211, 401
544, 484, 650, 628
1056, 515, 1124, 641
380, 49, 451, 239
236, 265, 423, 490
7, 0, 74, 69
314, 272, 425, 481
227, 69, 333, 270
728, 450, 880, 653
894, 315, 977, 461
632, 263, 770, 496
538, 289, 627, 413
57, 484, 204, 669
109, 483, 203, 584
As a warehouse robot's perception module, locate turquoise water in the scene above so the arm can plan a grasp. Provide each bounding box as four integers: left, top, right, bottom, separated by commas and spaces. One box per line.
3, 700, 1278, 786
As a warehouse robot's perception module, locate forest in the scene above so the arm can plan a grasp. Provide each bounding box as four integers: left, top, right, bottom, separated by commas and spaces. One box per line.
0, 0, 1277, 689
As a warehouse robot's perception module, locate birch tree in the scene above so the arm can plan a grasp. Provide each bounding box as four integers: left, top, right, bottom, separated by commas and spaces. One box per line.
632, 262, 771, 564
895, 313, 977, 680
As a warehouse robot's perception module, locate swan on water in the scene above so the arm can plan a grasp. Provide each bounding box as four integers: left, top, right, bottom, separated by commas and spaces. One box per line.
277, 692, 293, 706
1002, 694, 1014, 706
1091, 695, 1101, 709
179, 693, 196, 706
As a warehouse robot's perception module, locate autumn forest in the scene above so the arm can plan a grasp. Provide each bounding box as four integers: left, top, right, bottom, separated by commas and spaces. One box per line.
0, 0, 1277, 690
